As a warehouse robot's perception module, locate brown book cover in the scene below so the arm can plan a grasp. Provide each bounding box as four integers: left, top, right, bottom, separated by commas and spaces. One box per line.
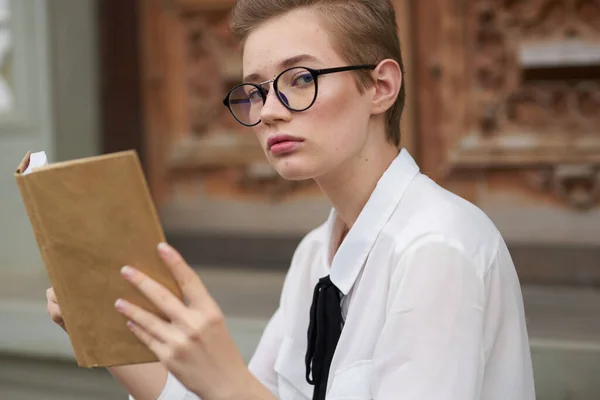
14, 150, 183, 368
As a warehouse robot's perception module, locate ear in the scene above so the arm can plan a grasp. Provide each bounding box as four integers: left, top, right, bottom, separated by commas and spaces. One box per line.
370, 59, 402, 116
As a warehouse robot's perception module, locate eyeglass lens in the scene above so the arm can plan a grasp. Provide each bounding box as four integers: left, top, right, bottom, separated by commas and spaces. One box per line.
227, 67, 316, 126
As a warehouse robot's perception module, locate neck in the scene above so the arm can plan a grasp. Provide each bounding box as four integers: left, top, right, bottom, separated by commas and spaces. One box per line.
315, 141, 400, 230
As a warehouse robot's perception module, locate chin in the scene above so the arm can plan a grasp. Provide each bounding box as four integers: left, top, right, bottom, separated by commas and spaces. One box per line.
270, 155, 318, 181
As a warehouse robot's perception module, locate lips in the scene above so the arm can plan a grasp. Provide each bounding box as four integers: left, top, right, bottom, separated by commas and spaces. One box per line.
267, 134, 304, 150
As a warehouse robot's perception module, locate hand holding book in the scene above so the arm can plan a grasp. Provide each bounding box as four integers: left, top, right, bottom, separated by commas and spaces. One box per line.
114, 242, 266, 399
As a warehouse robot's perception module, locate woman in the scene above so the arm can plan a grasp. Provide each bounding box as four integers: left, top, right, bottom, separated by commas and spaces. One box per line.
47, 0, 536, 399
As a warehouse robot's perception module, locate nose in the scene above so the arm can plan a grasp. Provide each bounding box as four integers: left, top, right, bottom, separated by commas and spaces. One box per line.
260, 84, 292, 125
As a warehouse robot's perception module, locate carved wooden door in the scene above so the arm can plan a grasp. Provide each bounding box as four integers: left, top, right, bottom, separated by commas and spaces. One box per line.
139, 0, 416, 238
415, 0, 600, 284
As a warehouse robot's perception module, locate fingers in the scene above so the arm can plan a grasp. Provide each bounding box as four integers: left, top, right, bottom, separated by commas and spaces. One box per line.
46, 288, 66, 331
120, 266, 190, 323
157, 242, 211, 308
126, 321, 168, 359
47, 302, 63, 323
46, 287, 57, 303
115, 299, 183, 344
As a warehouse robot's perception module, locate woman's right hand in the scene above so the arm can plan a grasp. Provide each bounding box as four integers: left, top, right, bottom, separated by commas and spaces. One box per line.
46, 287, 67, 332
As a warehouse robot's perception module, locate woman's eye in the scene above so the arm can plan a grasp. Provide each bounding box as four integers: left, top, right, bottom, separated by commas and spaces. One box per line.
248, 90, 262, 102
292, 73, 314, 87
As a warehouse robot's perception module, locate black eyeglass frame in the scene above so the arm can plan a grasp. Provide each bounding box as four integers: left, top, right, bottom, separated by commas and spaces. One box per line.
222, 64, 377, 127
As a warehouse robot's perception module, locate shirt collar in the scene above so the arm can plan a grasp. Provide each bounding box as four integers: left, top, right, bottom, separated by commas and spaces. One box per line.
328, 149, 420, 295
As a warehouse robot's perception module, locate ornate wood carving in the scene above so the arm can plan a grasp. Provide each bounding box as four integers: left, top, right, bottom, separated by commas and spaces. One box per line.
433, 0, 600, 209
525, 164, 600, 210
468, 0, 600, 139
163, 7, 317, 200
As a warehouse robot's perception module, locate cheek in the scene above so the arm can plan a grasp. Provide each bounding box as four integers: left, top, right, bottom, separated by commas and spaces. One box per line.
310, 83, 369, 148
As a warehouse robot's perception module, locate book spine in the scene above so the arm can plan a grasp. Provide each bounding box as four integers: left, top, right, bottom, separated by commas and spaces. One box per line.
15, 176, 90, 367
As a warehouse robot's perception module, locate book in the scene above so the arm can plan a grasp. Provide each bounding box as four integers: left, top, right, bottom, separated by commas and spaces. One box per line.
14, 150, 183, 368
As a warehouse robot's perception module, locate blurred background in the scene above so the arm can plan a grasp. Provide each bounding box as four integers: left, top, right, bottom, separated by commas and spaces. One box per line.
0, 0, 599, 398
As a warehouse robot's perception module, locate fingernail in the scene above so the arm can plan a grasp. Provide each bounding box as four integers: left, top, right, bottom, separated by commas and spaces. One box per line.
158, 242, 171, 258
115, 299, 125, 311
121, 266, 135, 279
126, 320, 135, 330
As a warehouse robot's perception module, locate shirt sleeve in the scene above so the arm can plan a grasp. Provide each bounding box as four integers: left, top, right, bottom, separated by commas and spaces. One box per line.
128, 372, 200, 400
371, 236, 486, 400
128, 307, 284, 400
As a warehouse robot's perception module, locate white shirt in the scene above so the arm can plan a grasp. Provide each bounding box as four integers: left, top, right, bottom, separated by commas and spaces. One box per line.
148, 149, 536, 400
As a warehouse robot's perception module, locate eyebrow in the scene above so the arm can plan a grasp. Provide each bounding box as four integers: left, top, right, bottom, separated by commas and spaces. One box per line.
243, 54, 321, 83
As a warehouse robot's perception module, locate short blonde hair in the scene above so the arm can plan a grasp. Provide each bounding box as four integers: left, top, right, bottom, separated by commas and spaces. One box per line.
230, 0, 405, 147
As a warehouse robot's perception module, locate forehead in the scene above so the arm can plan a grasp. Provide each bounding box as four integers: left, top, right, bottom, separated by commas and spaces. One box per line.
241, 8, 343, 81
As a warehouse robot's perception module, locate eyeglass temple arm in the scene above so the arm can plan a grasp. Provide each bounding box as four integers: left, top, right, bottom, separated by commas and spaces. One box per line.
313, 65, 377, 76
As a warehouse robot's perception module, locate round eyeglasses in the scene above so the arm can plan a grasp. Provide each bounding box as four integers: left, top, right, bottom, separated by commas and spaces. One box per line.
223, 65, 376, 127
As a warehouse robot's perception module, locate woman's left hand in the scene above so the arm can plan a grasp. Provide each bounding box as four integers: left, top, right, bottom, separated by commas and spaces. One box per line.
114, 242, 264, 400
